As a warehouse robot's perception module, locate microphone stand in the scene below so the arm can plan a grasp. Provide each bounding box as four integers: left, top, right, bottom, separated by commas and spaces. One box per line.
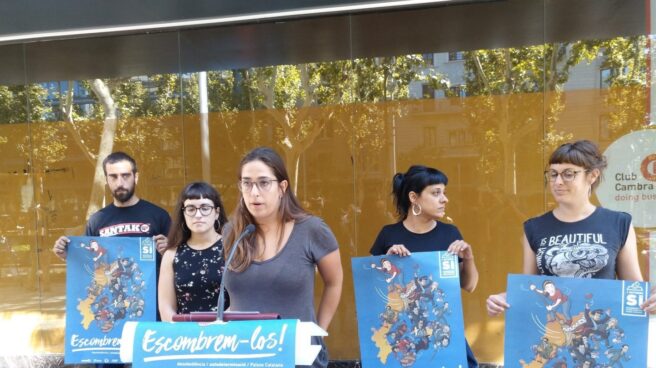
217, 224, 255, 322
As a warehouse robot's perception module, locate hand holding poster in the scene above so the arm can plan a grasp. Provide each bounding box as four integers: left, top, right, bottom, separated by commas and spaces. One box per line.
65, 236, 157, 364
351, 251, 467, 368
505, 274, 650, 368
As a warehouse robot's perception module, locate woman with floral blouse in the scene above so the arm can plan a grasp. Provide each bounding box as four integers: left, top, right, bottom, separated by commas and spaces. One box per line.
158, 182, 229, 321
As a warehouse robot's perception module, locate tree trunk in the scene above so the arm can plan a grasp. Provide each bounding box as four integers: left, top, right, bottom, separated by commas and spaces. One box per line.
286, 147, 301, 194
62, 81, 97, 166
85, 79, 117, 221
500, 50, 515, 195
198, 72, 211, 182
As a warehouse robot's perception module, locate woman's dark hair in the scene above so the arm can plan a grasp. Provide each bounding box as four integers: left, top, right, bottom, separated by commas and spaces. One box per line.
549, 140, 607, 191
167, 182, 228, 250
225, 147, 308, 272
392, 165, 448, 220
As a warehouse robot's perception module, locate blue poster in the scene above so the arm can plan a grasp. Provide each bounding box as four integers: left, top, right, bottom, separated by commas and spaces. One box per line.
65, 236, 157, 364
130, 320, 296, 367
351, 251, 467, 368
505, 274, 650, 368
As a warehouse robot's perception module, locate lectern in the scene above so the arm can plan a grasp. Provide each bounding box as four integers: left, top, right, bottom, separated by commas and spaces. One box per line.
120, 319, 326, 367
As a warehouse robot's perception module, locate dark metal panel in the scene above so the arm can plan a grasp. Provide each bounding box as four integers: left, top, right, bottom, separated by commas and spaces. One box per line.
350, 0, 646, 57
25, 32, 179, 83
13, 0, 648, 84
180, 16, 351, 73
545, 0, 645, 43
0, 0, 484, 38
0, 44, 25, 86
350, 0, 545, 57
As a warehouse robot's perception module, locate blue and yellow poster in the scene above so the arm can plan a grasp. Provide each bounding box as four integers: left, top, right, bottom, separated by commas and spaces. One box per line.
505, 274, 650, 368
65, 236, 157, 364
351, 251, 467, 368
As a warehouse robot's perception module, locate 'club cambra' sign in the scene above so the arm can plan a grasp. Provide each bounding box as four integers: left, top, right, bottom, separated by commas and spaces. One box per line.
596, 129, 656, 229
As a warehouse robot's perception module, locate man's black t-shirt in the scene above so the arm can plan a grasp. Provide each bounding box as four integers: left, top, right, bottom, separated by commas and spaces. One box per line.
369, 221, 462, 256
85, 199, 171, 238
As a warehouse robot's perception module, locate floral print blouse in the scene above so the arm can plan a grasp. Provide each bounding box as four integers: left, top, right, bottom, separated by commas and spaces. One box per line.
173, 239, 227, 313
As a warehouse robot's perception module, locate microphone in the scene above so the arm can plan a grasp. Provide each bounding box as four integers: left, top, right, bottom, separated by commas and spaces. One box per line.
217, 224, 256, 321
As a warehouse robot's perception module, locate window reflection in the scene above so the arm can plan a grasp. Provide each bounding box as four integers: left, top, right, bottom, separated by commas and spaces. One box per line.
0, 31, 652, 363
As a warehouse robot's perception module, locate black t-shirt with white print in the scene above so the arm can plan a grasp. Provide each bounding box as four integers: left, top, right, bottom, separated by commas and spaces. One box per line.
524, 207, 631, 279
85, 199, 171, 238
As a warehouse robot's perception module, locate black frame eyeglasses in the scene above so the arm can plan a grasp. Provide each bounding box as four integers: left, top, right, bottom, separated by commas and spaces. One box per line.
182, 205, 216, 217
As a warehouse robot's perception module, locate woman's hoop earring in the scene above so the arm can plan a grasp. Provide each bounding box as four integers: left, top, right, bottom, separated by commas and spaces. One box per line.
412, 203, 422, 216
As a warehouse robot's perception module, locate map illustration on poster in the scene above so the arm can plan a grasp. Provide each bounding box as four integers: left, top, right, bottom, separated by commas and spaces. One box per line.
352, 251, 467, 368
65, 236, 157, 364
505, 274, 650, 368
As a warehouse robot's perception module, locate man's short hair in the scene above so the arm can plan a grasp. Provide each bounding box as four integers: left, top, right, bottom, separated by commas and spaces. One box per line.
102, 152, 138, 175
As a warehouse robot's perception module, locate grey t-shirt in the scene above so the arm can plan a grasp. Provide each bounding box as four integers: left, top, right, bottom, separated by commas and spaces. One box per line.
223, 216, 339, 367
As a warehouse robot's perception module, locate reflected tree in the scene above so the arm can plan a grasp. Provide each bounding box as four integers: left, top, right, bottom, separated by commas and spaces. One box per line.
460, 36, 648, 195
183, 70, 273, 151
84, 79, 118, 219
0, 84, 63, 169
0, 85, 40, 123
438, 35, 648, 222
0, 84, 65, 221
462, 45, 577, 192
53, 75, 178, 219
245, 55, 424, 193
199, 56, 429, 194
579, 36, 648, 136
333, 56, 430, 170
249, 64, 332, 192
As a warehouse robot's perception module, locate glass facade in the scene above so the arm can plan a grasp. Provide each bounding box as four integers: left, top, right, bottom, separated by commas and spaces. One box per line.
0, 0, 653, 364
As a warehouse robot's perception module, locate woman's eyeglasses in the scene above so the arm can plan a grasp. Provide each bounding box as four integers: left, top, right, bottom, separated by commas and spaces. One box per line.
182, 205, 216, 217
544, 169, 587, 182
238, 178, 278, 192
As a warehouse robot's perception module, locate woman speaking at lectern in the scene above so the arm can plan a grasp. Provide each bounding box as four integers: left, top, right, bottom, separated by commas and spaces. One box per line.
222, 147, 343, 368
